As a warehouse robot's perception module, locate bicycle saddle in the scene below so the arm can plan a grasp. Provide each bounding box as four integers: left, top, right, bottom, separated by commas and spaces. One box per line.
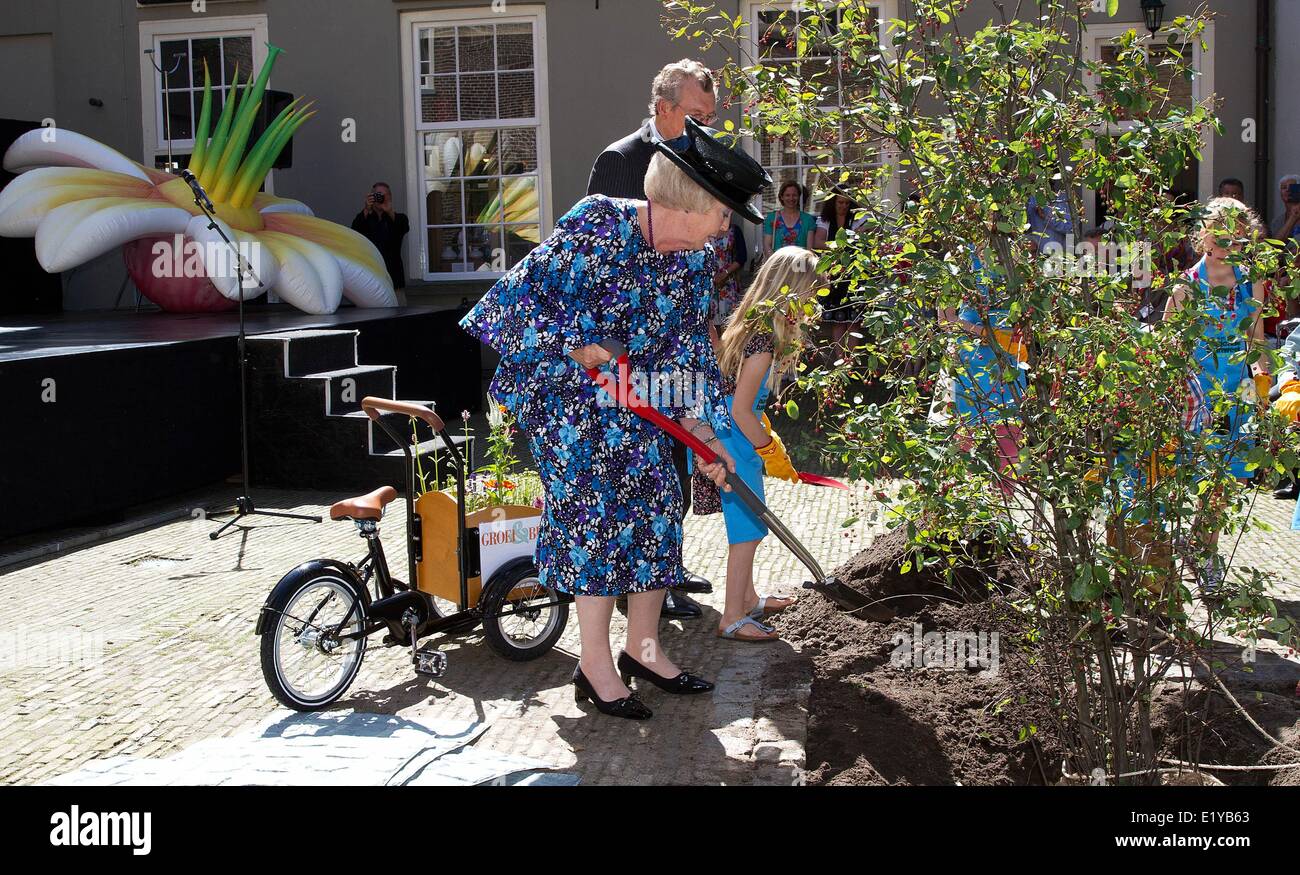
329, 486, 398, 521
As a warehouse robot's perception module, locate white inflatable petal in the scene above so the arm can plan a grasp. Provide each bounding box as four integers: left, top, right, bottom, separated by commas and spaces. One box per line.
334, 254, 398, 307
34, 197, 191, 272
254, 193, 315, 216
183, 215, 278, 301
443, 137, 462, 177
259, 212, 396, 308
3, 129, 151, 181
0, 167, 153, 236
258, 231, 343, 314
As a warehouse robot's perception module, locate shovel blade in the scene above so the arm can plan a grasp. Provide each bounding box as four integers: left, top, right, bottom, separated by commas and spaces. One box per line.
803, 576, 896, 621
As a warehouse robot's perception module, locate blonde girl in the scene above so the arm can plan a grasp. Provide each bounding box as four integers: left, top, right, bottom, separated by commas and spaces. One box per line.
1163, 197, 1270, 593
693, 246, 822, 641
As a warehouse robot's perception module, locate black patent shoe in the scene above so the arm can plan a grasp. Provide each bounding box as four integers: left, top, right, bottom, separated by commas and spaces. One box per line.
573, 667, 653, 719
1274, 479, 1299, 500
662, 589, 703, 619
617, 651, 714, 695
677, 570, 714, 594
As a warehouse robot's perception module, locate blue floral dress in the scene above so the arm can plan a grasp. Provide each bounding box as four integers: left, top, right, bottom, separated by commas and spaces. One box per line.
459, 195, 727, 596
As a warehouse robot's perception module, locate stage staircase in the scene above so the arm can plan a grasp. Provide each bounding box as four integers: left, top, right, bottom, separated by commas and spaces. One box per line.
246, 328, 473, 493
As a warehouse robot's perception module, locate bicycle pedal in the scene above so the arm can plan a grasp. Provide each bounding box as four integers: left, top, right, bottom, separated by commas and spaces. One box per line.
413, 647, 448, 678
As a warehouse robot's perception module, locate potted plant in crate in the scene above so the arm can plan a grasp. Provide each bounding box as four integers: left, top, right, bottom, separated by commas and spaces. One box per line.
410, 398, 543, 609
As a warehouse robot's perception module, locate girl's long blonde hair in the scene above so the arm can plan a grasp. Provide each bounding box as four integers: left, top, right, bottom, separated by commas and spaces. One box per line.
1195, 196, 1264, 255
718, 245, 822, 395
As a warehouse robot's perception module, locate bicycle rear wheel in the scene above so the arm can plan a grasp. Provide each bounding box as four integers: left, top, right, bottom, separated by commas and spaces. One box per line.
260, 573, 367, 710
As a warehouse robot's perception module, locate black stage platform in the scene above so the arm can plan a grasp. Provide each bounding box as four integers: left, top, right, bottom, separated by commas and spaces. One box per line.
0, 305, 482, 540
0, 305, 454, 362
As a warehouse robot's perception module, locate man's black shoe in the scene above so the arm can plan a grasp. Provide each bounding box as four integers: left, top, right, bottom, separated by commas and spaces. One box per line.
662, 588, 703, 619
614, 589, 703, 619
677, 571, 713, 594
1274, 479, 1299, 500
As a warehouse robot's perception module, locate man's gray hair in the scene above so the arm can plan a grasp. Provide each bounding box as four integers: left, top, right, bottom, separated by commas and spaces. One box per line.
649, 59, 715, 118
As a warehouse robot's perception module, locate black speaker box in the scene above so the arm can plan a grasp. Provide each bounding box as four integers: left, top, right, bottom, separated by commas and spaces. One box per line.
0, 117, 62, 315
253, 89, 295, 170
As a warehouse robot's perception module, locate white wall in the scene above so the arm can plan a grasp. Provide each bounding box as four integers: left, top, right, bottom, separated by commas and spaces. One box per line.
0, 33, 55, 121
1272, 0, 1300, 228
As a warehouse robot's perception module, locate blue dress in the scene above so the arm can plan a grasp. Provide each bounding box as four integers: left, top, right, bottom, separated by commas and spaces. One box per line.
1115, 259, 1257, 525
459, 195, 727, 596
692, 332, 774, 545
954, 252, 1024, 424
1183, 256, 1257, 480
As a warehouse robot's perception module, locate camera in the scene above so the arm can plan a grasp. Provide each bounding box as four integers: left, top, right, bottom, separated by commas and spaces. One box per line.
373, 190, 386, 204
1288, 183, 1300, 205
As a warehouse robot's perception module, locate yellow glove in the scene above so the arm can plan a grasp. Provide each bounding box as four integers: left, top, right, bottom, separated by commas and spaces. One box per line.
1254, 373, 1272, 400
990, 328, 1029, 363
754, 417, 799, 483
1276, 384, 1300, 422
1145, 439, 1179, 484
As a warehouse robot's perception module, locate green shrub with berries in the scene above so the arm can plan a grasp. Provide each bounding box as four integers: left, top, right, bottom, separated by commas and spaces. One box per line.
669, 0, 1298, 783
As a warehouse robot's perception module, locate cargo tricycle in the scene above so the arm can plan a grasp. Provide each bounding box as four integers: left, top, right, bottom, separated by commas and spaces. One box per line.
255, 397, 570, 711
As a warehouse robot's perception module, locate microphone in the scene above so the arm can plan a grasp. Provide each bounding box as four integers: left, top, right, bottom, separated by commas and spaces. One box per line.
180, 168, 215, 212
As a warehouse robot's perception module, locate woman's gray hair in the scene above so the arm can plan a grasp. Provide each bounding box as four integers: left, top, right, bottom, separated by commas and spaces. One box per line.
648, 59, 714, 118
1280, 173, 1300, 187
644, 151, 721, 214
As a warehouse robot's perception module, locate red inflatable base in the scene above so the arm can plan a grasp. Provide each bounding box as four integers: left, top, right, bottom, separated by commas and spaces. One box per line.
123, 234, 237, 313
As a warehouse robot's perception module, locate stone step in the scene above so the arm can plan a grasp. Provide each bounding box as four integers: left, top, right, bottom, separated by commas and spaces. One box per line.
377, 434, 474, 464
247, 329, 359, 377
336, 403, 474, 459
298, 365, 397, 416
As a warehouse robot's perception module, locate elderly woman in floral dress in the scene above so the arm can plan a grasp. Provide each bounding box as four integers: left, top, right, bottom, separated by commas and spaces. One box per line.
460, 119, 770, 720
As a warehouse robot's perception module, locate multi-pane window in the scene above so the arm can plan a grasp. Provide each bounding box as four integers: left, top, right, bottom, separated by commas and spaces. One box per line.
415, 20, 542, 277
1097, 42, 1196, 120
154, 34, 255, 149
1090, 32, 1206, 216
749, 2, 888, 215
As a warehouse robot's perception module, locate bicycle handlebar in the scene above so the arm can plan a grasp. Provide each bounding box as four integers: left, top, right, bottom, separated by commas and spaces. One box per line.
361, 397, 445, 432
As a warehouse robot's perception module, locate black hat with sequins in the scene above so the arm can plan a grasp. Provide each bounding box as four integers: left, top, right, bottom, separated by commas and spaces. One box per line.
654, 116, 771, 223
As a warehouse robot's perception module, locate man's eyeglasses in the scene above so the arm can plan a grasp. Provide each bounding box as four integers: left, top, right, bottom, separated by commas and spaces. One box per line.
675, 104, 717, 126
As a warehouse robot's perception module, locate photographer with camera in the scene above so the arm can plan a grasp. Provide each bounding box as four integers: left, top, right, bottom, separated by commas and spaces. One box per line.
351, 182, 410, 291
1272, 174, 1300, 244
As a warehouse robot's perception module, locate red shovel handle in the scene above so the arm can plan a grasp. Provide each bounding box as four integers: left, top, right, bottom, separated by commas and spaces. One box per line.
583, 345, 720, 465
582, 339, 833, 584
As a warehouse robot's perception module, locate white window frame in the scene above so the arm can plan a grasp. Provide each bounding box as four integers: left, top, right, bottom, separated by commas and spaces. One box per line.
743, 0, 901, 217
137, 15, 270, 162
1083, 21, 1215, 224
399, 5, 552, 283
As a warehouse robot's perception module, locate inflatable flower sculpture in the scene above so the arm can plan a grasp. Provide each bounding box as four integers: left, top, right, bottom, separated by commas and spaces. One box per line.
0, 45, 396, 314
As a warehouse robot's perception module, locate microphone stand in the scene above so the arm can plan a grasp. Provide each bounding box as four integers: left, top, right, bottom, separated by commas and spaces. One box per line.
179, 171, 322, 539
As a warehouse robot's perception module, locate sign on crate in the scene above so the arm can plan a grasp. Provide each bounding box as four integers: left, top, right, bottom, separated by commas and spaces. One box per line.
478, 515, 541, 583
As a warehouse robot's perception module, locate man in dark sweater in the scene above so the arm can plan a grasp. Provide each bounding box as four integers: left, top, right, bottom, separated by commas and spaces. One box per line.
586, 60, 719, 620
351, 182, 410, 290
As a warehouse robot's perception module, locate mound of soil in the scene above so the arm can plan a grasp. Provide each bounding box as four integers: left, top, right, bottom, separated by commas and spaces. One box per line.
780, 525, 1300, 786
1150, 679, 1300, 787
825, 524, 1012, 617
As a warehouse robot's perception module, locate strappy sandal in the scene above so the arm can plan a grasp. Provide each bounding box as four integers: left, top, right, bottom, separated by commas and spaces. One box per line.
717, 615, 780, 642
747, 594, 796, 619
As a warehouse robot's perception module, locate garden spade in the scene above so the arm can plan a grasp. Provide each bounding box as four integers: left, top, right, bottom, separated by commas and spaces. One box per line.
585, 340, 892, 620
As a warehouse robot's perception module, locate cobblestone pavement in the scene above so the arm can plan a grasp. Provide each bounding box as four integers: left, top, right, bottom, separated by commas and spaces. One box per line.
0, 480, 888, 786
2, 483, 1296, 786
